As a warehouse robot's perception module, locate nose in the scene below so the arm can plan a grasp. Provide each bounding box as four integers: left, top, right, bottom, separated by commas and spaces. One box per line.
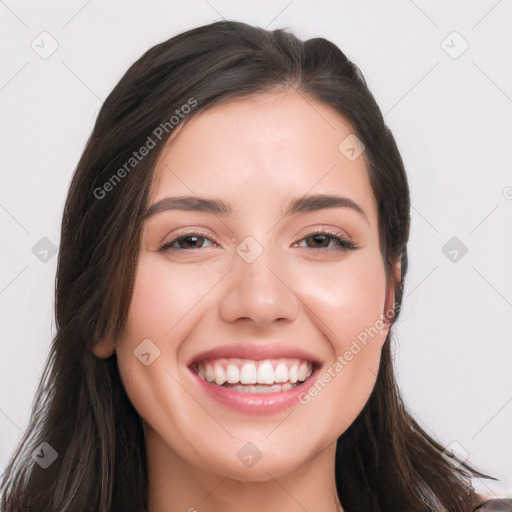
218, 248, 300, 328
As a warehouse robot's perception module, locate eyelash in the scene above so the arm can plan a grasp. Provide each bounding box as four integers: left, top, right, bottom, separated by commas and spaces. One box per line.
158, 229, 357, 253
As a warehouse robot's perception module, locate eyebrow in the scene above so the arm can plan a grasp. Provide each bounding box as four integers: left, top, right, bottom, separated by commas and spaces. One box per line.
141, 193, 368, 224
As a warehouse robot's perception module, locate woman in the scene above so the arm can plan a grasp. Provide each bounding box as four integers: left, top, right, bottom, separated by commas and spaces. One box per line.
1, 20, 509, 512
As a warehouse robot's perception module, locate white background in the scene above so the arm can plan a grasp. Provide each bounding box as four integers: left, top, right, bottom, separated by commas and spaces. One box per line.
1, 0, 511, 487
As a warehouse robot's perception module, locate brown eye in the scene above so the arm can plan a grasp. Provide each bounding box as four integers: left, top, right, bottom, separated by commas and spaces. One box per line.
158, 234, 217, 252
295, 231, 357, 252
305, 234, 331, 248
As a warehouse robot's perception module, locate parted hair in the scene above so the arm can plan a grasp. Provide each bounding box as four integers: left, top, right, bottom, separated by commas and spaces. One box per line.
1, 20, 487, 511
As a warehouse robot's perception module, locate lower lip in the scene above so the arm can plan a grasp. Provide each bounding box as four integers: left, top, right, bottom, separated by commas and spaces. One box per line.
189, 366, 319, 414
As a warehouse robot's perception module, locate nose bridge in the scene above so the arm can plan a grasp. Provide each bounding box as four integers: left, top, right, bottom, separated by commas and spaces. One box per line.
218, 238, 299, 326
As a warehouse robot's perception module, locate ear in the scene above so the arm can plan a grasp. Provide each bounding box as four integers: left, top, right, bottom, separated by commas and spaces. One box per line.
91, 331, 116, 358
382, 257, 402, 332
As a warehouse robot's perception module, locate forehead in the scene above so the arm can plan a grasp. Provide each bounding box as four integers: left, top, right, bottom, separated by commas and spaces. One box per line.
149, 91, 377, 223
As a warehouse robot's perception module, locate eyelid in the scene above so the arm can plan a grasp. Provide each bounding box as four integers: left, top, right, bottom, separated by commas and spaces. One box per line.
158, 228, 220, 252
162, 227, 218, 243
157, 225, 357, 253
292, 228, 357, 251
294, 225, 351, 242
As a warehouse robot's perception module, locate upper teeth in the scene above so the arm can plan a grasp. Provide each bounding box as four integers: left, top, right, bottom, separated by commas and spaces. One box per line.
194, 358, 313, 386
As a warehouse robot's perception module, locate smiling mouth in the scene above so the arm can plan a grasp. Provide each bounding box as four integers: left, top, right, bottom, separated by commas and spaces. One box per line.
192, 357, 314, 393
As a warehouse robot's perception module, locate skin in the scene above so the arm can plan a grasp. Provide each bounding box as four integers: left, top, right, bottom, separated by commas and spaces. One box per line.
93, 90, 401, 512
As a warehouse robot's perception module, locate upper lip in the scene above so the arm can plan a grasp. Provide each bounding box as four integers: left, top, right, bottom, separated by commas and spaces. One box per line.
188, 342, 321, 366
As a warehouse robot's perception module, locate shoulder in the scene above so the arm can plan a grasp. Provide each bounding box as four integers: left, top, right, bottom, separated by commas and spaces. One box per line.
471, 477, 512, 511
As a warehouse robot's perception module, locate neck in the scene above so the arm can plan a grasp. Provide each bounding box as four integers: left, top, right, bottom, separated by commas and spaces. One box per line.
145, 427, 343, 512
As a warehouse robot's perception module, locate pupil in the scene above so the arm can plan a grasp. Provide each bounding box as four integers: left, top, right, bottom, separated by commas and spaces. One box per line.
310, 235, 328, 247
183, 236, 200, 248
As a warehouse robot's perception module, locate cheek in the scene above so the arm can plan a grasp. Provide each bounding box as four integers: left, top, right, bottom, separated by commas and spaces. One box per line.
292, 251, 388, 359
115, 258, 225, 452
123, 257, 220, 343
290, 252, 388, 425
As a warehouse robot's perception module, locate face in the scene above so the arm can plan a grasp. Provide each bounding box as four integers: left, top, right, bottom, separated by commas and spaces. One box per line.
97, 90, 398, 482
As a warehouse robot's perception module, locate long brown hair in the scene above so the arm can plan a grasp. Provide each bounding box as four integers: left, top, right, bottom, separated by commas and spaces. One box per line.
1, 20, 487, 511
